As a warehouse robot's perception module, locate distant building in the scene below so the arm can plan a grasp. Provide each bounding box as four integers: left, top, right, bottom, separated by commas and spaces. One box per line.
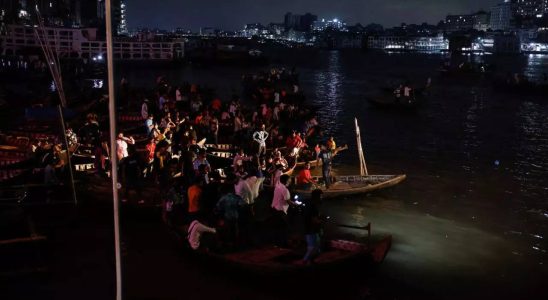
491, 0, 515, 31
284, 12, 317, 31
311, 18, 347, 31
515, 0, 548, 18
445, 14, 475, 32
473, 11, 491, 31
242, 23, 268, 38
0, 24, 184, 60
444, 12, 490, 32
267, 23, 285, 36
368, 35, 448, 52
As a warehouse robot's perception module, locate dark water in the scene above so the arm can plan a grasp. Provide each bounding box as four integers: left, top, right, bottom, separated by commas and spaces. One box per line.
118, 50, 548, 298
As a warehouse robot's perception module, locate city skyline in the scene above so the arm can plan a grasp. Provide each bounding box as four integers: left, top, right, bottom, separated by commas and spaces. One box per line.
128, 0, 500, 30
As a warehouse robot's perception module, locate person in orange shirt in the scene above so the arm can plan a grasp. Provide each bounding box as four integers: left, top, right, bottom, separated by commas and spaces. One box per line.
297, 162, 317, 190
187, 178, 204, 221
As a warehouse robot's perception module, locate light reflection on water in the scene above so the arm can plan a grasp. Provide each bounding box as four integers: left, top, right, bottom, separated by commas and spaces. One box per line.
313, 51, 344, 136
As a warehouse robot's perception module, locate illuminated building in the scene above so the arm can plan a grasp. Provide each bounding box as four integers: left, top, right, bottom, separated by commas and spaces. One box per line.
367, 35, 449, 52
312, 18, 347, 31
490, 0, 515, 31
0, 24, 184, 60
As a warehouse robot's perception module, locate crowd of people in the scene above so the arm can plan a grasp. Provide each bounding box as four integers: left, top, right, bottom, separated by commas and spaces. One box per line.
25, 67, 341, 262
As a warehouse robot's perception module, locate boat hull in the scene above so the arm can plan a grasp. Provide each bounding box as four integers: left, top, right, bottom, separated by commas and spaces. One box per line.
293, 174, 406, 199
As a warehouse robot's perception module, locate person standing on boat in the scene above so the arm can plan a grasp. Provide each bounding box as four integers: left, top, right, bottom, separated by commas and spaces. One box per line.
271, 175, 297, 246
318, 145, 333, 189
252, 124, 268, 157
302, 189, 324, 264
116, 133, 135, 162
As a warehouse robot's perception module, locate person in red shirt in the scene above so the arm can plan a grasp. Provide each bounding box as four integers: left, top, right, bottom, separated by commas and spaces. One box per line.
144, 138, 156, 179
297, 162, 317, 190
211, 98, 222, 112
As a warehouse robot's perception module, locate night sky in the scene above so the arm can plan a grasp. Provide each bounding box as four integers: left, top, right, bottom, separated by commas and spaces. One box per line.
128, 0, 499, 31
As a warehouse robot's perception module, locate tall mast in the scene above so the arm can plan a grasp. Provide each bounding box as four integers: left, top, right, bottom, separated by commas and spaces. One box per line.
34, 7, 77, 205
105, 1, 122, 299
355, 118, 368, 176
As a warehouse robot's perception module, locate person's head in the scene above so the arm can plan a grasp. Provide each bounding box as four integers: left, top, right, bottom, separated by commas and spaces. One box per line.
261, 123, 266, 130
280, 174, 290, 186
117, 132, 124, 139
305, 162, 311, 169
149, 137, 155, 144
238, 148, 244, 155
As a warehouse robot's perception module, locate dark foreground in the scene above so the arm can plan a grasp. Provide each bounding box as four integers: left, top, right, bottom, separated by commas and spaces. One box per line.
3, 180, 545, 300
0, 179, 430, 300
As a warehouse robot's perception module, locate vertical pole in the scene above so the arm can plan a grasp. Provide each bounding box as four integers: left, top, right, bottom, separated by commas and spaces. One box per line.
105, 1, 122, 299
355, 118, 369, 176
57, 105, 77, 205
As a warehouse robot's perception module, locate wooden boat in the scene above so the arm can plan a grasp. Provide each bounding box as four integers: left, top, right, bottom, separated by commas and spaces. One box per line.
165, 219, 391, 275
292, 174, 406, 199
293, 118, 406, 199
296, 145, 348, 167
197, 236, 391, 274
204, 143, 233, 152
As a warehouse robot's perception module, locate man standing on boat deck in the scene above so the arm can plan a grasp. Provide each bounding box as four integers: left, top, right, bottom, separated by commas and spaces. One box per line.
271, 175, 297, 246
318, 145, 333, 189
252, 124, 268, 157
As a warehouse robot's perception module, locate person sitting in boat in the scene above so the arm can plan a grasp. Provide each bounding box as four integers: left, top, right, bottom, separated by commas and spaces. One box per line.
302, 189, 324, 265
297, 162, 317, 190
187, 219, 217, 251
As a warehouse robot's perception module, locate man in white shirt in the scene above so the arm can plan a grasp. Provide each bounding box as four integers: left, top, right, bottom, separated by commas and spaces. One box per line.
252, 124, 268, 157
187, 220, 216, 250
271, 175, 295, 214
116, 133, 135, 162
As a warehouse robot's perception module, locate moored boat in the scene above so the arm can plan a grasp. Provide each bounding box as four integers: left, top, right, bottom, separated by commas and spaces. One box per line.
292, 174, 406, 199
165, 218, 391, 275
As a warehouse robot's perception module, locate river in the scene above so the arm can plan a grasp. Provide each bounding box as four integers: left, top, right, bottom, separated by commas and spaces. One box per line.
117, 49, 548, 299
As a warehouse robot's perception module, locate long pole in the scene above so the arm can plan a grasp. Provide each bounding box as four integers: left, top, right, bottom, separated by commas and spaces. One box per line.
57, 105, 78, 205
355, 118, 368, 176
105, 1, 122, 299
34, 8, 77, 205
